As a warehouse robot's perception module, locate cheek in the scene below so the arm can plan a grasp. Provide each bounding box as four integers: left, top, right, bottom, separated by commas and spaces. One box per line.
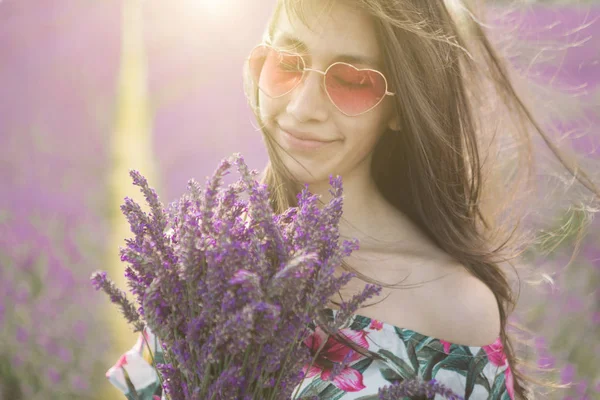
341, 114, 388, 155
258, 92, 286, 123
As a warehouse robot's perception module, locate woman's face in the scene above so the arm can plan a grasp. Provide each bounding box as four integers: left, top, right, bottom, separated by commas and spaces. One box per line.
258, 2, 397, 185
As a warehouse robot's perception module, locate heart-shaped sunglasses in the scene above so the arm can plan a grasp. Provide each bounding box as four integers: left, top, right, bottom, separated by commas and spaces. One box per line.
247, 44, 395, 117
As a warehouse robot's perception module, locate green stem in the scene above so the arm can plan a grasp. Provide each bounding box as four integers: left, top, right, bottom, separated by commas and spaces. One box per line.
141, 329, 169, 400
290, 331, 328, 399
240, 346, 252, 389
290, 306, 330, 400
250, 343, 265, 398
268, 326, 307, 400
200, 359, 212, 398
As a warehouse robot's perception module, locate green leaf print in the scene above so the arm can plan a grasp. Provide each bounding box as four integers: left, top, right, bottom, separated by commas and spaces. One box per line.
125, 385, 161, 400
152, 341, 165, 365
323, 308, 335, 322
123, 369, 141, 400
294, 359, 373, 400
432, 353, 471, 378
316, 358, 374, 400
352, 357, 374, 374
475, 373, 492, 394
465, 353, 489, 399
378, 349, 416, 380
394, 327, 417, 343
154, 352, 165, 365
349, 315, 371, 331
488, 370, 506, 400
404, 332, 440, 352
354, 395, 381, 400
380, 367, 403, 383
421, 351, 448, 381
318, 382, 345, 400
447, 345, 474, 358
295, 377, 332, 399
405, 340, 420, 373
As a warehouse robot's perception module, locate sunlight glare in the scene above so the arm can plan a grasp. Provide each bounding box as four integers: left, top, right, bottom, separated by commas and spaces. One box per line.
185, 0, 235, 17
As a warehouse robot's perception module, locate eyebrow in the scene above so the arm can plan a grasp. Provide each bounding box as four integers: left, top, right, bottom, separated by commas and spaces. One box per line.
272, 32, 381, 67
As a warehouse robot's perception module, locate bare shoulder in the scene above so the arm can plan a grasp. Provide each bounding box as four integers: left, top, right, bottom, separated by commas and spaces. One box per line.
355, 253, 503, 347
419, 264, 502, 347
345, 204, 502, 347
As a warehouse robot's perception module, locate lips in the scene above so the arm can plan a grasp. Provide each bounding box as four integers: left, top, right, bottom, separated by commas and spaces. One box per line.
278, 125, 339, 151
278, 125, 337, 143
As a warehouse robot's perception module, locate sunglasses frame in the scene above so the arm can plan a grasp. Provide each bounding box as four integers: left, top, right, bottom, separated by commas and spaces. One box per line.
248, 43, 396, 117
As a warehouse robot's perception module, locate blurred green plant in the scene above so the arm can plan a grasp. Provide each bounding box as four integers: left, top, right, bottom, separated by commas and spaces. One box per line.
517, 207, 600, 399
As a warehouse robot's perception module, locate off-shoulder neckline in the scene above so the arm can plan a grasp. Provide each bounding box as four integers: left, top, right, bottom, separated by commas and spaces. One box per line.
325, 308, 502, 354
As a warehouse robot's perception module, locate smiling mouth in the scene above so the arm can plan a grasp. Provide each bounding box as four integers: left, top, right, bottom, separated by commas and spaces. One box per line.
280, 129, 339, 151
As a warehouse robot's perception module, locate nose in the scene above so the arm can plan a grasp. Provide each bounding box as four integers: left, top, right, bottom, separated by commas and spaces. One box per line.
285, 69, 329, 123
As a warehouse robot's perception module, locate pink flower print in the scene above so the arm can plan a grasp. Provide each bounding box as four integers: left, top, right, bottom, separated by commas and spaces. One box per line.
115, 353, 128, 368
303, 327, 369, 392
484, 338, 506, 367
439, 339, 452, 354
105, 353, 129, 379
369, 319, 384, 331
483, 338, 514, 400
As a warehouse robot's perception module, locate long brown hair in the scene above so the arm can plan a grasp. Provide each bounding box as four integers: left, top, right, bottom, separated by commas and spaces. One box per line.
243, 0, 600, 398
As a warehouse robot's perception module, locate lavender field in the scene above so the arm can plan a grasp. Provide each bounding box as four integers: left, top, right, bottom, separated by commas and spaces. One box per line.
0, 1, 598, 399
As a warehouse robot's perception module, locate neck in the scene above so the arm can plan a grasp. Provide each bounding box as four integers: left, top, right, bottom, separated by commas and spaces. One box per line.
304, 158, 388, 242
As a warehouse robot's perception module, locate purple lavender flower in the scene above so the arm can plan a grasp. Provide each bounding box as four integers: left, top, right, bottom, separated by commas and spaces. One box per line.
91, 271, 144, 332
377, 378, 464, 400
1, 213, 110, 399
94, 153, 387, 399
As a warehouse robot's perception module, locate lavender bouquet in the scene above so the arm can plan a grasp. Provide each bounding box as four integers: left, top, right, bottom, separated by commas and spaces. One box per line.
92, 153, 462, 400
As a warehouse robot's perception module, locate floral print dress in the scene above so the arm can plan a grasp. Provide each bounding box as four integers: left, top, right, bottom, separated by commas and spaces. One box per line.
106, 309, 514, 400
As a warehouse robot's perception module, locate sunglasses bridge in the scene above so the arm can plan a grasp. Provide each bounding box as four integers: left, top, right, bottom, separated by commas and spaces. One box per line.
303, 67, 327, 75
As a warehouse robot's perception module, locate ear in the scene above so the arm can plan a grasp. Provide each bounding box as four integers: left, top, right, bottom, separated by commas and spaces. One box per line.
387, 115, 400, 132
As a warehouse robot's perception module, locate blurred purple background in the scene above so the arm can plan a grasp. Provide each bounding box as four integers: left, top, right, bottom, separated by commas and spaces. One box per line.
0, 1, 598, 398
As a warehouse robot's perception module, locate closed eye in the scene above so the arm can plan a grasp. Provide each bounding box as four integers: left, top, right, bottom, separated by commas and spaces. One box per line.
279, 59, 303, 72
332, 75, 371, 88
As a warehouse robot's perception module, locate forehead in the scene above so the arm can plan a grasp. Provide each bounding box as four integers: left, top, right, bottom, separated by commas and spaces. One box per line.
270, 2, 381, 66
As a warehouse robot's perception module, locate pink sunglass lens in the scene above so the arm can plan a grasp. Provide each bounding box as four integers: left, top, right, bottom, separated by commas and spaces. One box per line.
325, 63, 387, 116
249, 46, 304, 97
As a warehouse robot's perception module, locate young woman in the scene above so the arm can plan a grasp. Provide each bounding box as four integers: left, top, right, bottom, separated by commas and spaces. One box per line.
106, 0, 598, 399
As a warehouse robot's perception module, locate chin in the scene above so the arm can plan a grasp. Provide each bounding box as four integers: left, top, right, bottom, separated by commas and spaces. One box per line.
279, 151, 336, 187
